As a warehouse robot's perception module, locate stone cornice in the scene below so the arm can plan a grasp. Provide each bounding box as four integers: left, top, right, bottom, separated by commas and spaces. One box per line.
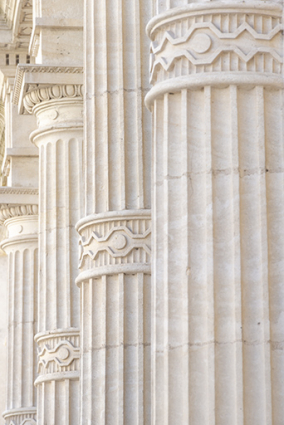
13, 64, 83, 113
0, 203, 38, 222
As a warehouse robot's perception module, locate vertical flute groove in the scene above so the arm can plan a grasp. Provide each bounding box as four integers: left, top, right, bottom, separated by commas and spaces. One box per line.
204, 85, 214, 425
163, 93, 169, 425
118, 0, 126, 211
181, 88, 189, 423
230, 84, 244, 425
65, 140, 71, 329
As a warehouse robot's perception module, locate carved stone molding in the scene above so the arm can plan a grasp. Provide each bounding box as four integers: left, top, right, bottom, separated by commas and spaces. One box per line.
76, 210, 151, 285
3, 407, 37, 425
146, 2, 283, 107
0, 204, 38, 222
23, 84, 83, 114
13, 65, 83, 109
34, 329, 80, 385
0, 187, 38, 196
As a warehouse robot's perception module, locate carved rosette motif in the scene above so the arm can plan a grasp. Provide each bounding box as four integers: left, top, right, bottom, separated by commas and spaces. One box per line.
23, 84, 83, 114
34, 329, 80, 385
146, 2, 283, 106
76, 210, 151, 284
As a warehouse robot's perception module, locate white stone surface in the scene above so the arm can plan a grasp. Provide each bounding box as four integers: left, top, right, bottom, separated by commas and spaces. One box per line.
147, 2, 284, 424
77, 0, 152, 423
0, 210, 38, 425
0, 252, 7, 425
0, 0, 283, 424
0, 45, 39, 424
22, 79, 83, 425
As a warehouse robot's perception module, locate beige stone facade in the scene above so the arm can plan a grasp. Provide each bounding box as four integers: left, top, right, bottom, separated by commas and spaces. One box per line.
0, 0, 283, 424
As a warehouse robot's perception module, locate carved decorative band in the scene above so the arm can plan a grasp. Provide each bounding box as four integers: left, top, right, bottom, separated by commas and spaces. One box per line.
147, 3, 283, 86
76, 210, 151, 283
23, 85, 83, 114
0, 204, 38, 222
35, 329, 80, 384
3, 407, 36, 425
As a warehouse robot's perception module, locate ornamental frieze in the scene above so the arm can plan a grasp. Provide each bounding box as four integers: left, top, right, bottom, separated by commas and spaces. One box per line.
76, 210, 151, 283
35, 329, 80, 385
149, 4, 283, 84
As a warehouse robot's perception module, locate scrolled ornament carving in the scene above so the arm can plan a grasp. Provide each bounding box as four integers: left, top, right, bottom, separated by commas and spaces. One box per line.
23, 84, 83, 114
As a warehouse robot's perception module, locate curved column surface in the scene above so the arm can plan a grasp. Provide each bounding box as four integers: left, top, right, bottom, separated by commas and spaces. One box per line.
79, 0, 152, 423
24, 85, 83, 425
76, 210, 151, 425
0, 205, 38, 425
147, 2, 284, 425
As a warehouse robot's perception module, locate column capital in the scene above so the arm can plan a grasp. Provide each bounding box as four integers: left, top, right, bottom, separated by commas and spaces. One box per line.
0, 203, 38, 223
146, 1, 283, 108
23, 84, 83, 115
13, 64, 83, 114
0, 203, 38, 251
0, 187, 38, 250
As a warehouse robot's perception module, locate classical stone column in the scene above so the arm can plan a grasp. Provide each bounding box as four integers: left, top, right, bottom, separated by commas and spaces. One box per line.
146, 2, 283, 425
15, 67, 83, 425
0, 204, 38, 425
76, 0, 152, 423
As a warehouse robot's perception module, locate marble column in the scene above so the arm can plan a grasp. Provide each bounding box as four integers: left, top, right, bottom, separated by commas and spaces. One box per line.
0, 205, 38, 425
146, 2, 283, 425
16, 73, 84, 425
76, 0, 152, 423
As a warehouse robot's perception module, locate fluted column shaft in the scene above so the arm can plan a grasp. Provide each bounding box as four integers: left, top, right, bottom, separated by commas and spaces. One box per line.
0, 206, 38, 425
146, 2, 283, 425
24, 84, 83, 425
76, 0, 152, 423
